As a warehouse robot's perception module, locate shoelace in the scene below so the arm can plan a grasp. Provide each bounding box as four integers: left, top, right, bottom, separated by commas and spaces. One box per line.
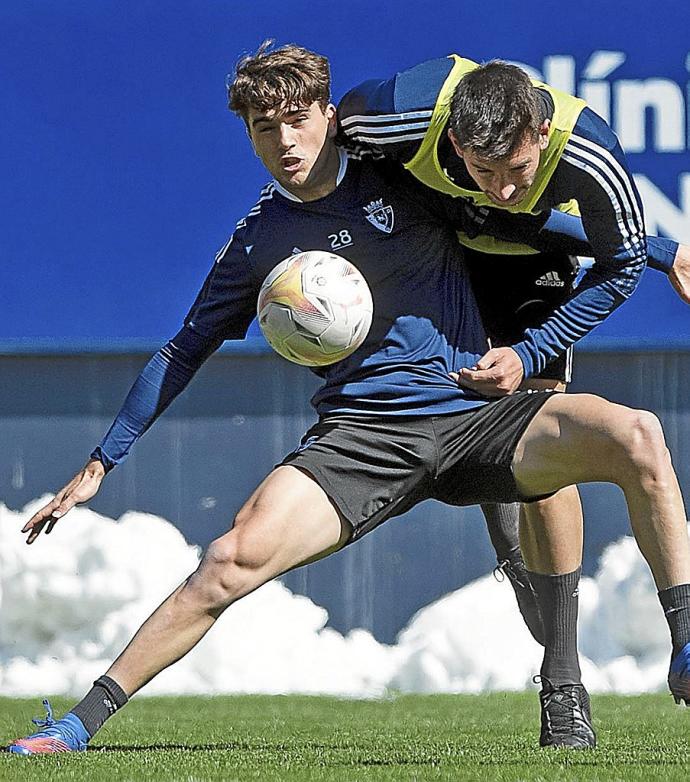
533, 676, 589, 734
31, 699, 57, 729
494, 559, 529, 590
27, 699, 83, 747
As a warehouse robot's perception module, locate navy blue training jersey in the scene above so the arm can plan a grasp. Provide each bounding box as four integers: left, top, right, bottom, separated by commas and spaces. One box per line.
186, 147, 489, 416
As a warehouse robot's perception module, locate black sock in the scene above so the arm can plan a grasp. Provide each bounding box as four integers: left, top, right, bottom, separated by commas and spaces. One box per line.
658, 583, 690, 656
529, 567, 582, 686
70, 675, 129, 738
480, 502, 521, 563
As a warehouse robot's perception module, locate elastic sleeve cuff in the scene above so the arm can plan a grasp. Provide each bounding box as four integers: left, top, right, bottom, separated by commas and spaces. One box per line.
89, 446, 116, 474
646, 237, 677, 274
510, 342, 537, 379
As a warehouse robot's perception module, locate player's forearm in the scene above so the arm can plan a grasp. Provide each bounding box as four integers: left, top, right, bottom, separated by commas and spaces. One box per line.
511, 255, 645, 377
91, 328, 221, 471
517, 209, 679, 274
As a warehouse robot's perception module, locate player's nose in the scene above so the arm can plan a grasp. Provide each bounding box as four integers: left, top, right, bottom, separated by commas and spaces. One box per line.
496, 182, 517, 201
278, 123, 296, 149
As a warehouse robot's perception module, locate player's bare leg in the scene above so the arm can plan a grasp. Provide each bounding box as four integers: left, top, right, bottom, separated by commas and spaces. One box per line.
514, 393, 690, 588
519, 486, 583, 575
7, 466, 351, 754
517, 377, 584, 577
107, 465, 351, 695
513, 392, 690, 747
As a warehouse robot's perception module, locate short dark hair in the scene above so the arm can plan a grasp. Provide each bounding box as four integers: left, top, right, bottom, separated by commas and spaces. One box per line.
228, 40, 331, 123
449, 61, 544, 159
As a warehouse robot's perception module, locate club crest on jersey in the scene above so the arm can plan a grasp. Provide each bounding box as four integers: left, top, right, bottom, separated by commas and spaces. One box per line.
364, 199, 394, 234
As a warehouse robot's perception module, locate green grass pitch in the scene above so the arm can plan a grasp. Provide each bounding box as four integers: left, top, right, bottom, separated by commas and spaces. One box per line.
1, 693, 689, 781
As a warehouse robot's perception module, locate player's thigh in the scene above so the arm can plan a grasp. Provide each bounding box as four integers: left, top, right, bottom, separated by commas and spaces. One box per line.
230, 464, 352, 577
512, 392, 641, 498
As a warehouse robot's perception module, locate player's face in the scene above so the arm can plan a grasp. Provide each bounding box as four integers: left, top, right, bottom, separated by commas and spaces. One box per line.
449, 121, 550, 207
247, 101, 339, 201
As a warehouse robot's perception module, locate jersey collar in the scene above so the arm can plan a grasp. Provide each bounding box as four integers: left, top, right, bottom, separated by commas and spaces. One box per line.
272, 147, 348, 202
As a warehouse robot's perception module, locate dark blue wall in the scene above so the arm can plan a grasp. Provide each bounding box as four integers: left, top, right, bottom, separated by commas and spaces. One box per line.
2, 345, 688, 643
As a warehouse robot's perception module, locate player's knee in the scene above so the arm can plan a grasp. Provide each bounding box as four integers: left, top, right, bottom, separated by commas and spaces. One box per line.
618, 410, 671, 484
194, 528, 269, 608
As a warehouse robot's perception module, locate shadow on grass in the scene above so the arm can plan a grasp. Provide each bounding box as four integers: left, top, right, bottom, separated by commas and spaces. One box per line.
88, 743, 422, 766
90, 743, 247, 752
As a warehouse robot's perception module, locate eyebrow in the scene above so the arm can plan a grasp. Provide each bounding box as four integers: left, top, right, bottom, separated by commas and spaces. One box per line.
251, 115, 275, 129
251, 107, 310, 129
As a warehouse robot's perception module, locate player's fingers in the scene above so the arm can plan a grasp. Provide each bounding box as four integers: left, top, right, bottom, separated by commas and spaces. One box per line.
475, 350, 499, 371
21, 500, 60, 532
456, 371, 488, 388
51, 493, 81, 519
26, 518, 50, 544
459, 367, 494, 381
44, 518, 60, 535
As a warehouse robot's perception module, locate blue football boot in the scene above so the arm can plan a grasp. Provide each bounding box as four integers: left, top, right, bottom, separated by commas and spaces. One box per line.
6, 700, 89, 755
669, 642, 690, 705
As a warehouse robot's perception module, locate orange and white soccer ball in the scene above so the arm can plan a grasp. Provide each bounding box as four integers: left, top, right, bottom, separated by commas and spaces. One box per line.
257, 251, 373, 367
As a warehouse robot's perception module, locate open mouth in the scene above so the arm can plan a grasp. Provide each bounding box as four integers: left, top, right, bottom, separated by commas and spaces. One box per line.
281, 156, 302, 172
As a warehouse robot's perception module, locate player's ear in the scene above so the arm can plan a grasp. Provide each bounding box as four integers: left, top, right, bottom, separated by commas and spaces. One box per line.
325, 103, 337, 138
538, 119, 550, 151
447, 128, 464, 159
244, 124, 261, 157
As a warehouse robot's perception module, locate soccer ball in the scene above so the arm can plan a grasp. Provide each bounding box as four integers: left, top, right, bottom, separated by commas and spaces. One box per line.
257, 251, 373, 367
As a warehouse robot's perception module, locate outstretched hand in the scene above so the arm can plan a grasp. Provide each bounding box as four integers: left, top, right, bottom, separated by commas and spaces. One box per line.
670, 244, 690, 305
450, 347, 524, 397
22, 459, 106, 544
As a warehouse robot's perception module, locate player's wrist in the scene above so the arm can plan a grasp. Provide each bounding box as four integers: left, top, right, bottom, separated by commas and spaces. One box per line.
85, 456, 107, 479
509, 342, 535, 379
84, 448, 113, 480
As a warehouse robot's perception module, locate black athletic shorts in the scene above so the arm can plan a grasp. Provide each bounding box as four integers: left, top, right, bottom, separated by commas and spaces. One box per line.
463, 248, 578, 383
282, 391, 555, 543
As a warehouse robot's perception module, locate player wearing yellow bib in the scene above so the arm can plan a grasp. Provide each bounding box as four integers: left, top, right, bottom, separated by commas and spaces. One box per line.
340, 56, 690, 749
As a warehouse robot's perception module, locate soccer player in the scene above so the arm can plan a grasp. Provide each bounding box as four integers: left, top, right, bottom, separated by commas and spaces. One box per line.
7, 44, 690, 756
338, 54, 690, 743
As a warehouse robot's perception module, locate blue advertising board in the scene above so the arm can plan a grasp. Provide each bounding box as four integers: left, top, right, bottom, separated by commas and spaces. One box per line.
1, 0, 689, 344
